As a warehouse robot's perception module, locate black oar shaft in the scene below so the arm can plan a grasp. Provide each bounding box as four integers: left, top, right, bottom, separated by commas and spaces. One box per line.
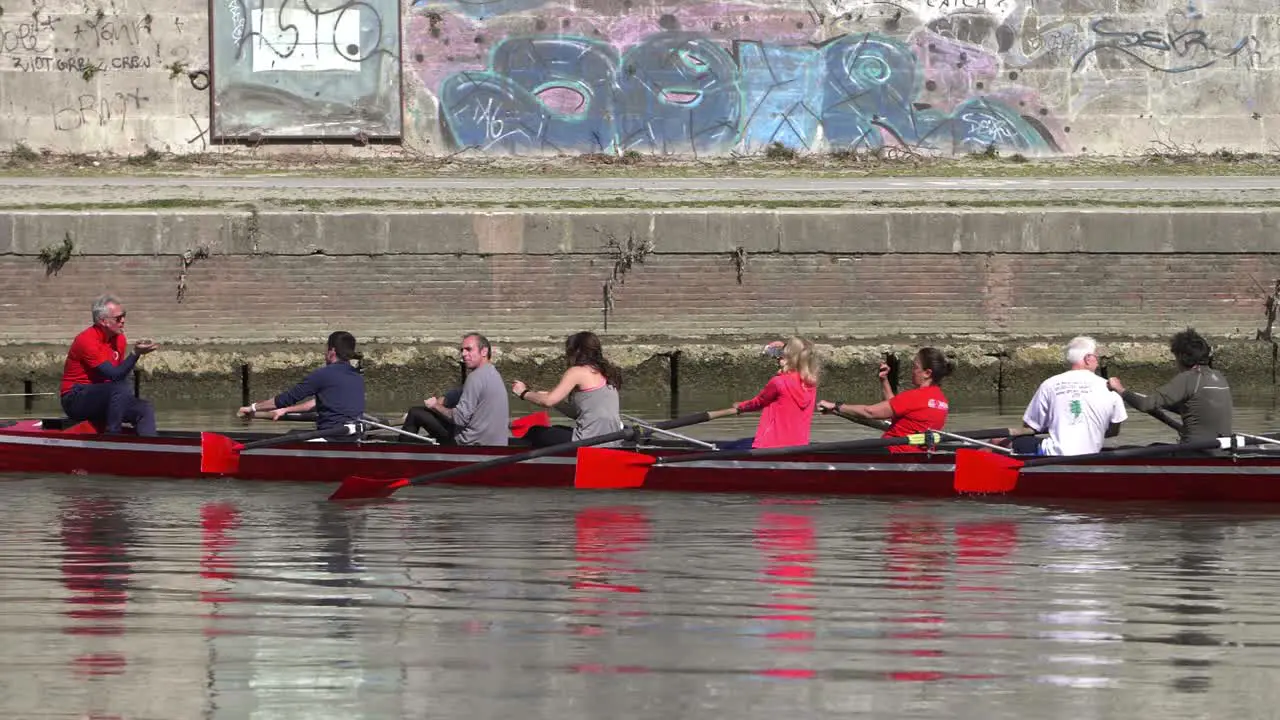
240, 423, 358, 451
407, 411, 715, 487
410, 428, 638, 486
657, 435, 918, 465
832, 410, 1015, 441
1021, 437, 1232, 468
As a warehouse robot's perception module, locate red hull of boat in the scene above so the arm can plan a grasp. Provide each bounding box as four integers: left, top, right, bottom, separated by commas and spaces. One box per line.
3, 423, 1280, 502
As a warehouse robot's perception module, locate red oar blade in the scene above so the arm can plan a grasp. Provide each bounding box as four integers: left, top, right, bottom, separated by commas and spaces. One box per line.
200, 432, 245, 475
328, 476, 411, 501
954, 448, 1024, 494
510, 411, 551, 439
575, 448, 656, 489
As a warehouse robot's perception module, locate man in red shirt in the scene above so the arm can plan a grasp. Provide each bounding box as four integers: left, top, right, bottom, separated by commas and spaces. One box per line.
60, 295, 159, 435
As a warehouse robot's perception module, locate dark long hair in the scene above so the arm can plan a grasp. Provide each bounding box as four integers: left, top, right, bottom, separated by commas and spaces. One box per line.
565, 331, 622, 390
1170, 328, 1212, 369
917, 347, 955, 385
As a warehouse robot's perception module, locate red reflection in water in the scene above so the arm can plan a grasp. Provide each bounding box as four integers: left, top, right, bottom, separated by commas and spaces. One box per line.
881, 516, 1018, 682
955, 521, 1018, 594
754, 506, 817, 679
60, 499, 133, 679
573, 506, 649, 595
201, 502, 242, 631
882, 515, 947, 679
570, 506, 651, 674
201, 502, 240, 580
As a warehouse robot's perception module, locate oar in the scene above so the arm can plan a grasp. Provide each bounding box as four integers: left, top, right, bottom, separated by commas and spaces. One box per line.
201, 423, 360, 474
955, 434, 1264, 494
828, 408, 1021, 448
510, 411, 551, 438
328, 410, 720, 501
576, 430, 970, 490
622, 413, 717, 449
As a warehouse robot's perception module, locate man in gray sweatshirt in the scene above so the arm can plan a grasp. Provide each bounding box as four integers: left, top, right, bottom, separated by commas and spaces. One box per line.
1106, 328, 1233, 444
403, 333, 510, 446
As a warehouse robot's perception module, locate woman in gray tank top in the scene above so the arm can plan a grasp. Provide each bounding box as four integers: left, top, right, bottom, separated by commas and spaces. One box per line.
510, 331, 623, 447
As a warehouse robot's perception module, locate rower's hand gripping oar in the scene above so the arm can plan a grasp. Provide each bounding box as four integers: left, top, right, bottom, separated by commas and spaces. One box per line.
201, 423, 360, 475
955, 434, 1265, 494
327, 411, 718, 501
577, 430, 964, 490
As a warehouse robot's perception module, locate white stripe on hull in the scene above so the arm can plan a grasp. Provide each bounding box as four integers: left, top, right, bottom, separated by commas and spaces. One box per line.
2, 433, 1280, 475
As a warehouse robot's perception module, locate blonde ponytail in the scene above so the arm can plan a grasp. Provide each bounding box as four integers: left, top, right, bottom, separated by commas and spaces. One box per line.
783, 336, 820, 386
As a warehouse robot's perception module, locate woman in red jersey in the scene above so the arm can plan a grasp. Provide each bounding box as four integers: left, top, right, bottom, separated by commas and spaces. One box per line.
818, 347, 953, 453
711, 336, 820, 449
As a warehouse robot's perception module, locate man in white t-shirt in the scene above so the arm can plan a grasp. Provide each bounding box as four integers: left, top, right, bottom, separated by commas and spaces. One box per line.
1012, 336, 1128, 456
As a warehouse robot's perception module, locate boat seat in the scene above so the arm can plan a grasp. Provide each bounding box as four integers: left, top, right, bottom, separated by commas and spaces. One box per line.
40, 417, 85, 430
40, 417, 132, 433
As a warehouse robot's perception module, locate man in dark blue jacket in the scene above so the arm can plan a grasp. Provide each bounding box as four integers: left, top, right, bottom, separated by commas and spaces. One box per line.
238, 331, 365, 433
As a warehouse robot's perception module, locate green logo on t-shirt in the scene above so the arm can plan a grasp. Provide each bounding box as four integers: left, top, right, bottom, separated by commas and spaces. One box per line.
1069, 399, 1082, 419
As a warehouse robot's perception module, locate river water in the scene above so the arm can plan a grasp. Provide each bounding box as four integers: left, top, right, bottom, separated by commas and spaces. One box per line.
4, 406, 1280, 718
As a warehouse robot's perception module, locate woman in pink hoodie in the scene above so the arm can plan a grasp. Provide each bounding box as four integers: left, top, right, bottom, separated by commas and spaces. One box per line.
711, 336, 820, 448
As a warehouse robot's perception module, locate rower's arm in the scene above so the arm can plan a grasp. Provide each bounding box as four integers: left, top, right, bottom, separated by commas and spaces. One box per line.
1105, 422, 1122, 438
92, 353, 140, 383
522, 367, 585, 408
1121, 375, 1190, 413
278, 399, 315, 414
241, 367, 324, 415
880, 374, 895, 402
836, 400, 893, 420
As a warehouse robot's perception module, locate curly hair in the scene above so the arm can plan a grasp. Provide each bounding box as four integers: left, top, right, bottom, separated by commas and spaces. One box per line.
1170, 328, 1212, 369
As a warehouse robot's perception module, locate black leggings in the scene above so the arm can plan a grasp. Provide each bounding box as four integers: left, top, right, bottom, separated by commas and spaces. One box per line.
525, 425, 573, 448
402, 407, 457, 445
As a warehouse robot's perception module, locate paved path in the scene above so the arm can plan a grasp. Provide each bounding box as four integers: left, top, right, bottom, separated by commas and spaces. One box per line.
5, 174, 1279, 207
6, 175, 1280, 191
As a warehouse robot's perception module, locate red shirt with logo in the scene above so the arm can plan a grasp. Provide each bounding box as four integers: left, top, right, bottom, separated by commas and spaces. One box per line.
60, 326, 127, 395
883, 385, 950, 454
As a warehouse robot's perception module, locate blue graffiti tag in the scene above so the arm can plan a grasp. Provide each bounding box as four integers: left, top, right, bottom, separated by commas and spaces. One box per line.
438, 32, 1057, 155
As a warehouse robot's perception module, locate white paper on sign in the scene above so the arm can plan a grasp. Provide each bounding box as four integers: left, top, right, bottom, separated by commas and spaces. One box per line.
251, 6, 362, 72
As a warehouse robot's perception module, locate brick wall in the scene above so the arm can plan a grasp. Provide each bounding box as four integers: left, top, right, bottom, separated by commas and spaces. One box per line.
4, 252, 1274, 345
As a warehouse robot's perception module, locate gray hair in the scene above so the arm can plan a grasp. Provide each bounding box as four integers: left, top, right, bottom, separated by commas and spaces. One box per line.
1065, 336, 1097, 366
91, 294, 122, 323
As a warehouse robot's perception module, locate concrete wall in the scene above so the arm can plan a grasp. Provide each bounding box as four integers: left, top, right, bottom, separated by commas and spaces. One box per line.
0, 0, 1277, 156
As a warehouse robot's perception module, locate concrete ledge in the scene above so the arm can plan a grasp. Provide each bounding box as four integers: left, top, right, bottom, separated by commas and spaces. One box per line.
3, 209, 1280, 255
0, 339, 1274, 405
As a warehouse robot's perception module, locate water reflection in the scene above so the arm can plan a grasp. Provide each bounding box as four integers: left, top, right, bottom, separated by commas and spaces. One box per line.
10, 481, 1280, 719
882, 512, 948, 682
60, 498, 133, 677
571, 506, 651, 675
753, 501, 817, 679
1126, 522, 1228, 695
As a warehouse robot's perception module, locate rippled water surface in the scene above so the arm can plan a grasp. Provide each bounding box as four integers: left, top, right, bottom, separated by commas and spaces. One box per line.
6, 472, 1280, 719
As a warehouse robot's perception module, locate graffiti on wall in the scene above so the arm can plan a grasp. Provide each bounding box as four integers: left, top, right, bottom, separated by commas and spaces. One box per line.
210, 0, 403, 139
1071, 16, 1257, 74
433, 32, 1057, 155
0, 8, 197, 143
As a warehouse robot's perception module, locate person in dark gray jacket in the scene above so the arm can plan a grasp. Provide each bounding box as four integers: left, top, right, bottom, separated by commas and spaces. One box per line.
1106, 328, 1233, 444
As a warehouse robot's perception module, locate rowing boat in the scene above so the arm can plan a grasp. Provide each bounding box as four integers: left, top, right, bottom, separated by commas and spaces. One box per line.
5, 419, 1280, 502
